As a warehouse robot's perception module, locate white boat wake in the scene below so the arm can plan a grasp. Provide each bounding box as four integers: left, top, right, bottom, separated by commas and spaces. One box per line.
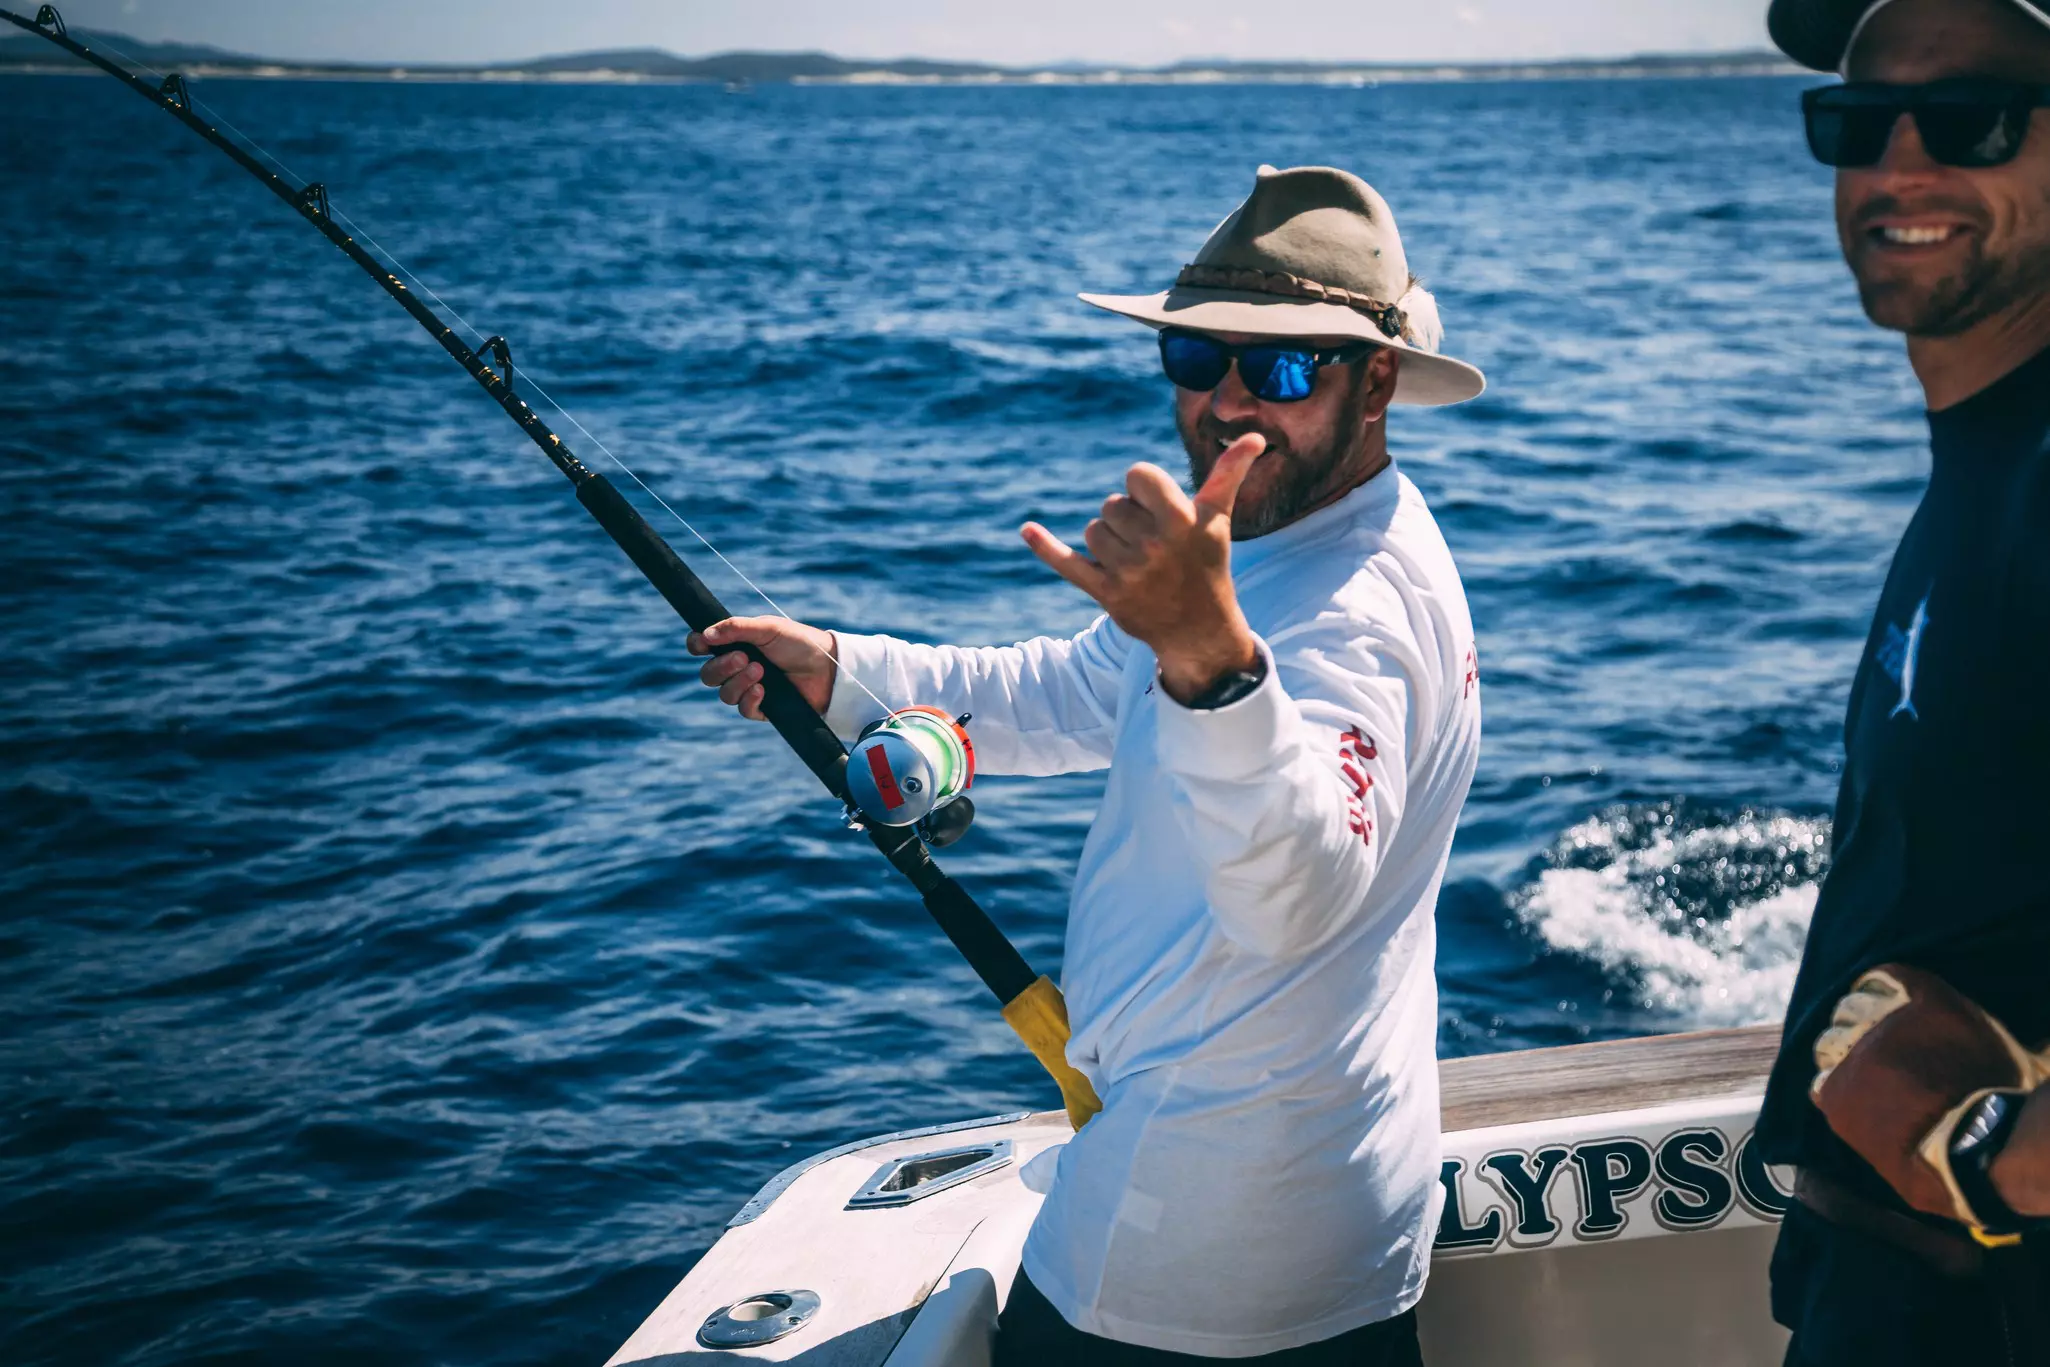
1512, 804, 1829, 1028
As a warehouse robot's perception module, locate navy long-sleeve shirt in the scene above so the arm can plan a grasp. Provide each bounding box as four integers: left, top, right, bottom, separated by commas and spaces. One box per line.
1761, 345, 2050, 1356
1759, 345, 2050, 1190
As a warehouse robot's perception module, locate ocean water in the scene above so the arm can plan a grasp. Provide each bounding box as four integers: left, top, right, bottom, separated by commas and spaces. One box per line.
2, 70, 1926, 1365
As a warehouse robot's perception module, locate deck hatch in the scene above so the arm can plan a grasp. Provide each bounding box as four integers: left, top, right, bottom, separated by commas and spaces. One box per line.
847, 1139, 1014, 1209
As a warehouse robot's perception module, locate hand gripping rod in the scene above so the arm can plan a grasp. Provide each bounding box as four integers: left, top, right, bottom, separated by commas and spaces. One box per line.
4, 4, 1101, 1129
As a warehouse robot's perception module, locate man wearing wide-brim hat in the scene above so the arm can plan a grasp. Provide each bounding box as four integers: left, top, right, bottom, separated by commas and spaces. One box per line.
690, 165, 1484, 1363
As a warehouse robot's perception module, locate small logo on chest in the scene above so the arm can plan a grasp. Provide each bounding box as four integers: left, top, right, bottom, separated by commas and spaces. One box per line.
1874, 591, 1932, 722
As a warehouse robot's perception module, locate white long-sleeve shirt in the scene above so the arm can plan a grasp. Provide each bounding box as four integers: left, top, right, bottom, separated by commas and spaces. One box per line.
823, 465, 1481, 1358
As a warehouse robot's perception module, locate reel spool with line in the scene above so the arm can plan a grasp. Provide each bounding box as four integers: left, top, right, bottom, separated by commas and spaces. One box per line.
845, 707, 977, 847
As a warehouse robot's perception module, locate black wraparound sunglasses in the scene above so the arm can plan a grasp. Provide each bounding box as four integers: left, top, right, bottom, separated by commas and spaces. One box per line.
1803, 79, 2050, 169
1157, 329, 1376, 404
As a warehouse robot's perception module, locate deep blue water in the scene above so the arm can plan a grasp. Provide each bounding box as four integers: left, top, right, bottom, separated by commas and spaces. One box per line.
3, 71, 1925, 1365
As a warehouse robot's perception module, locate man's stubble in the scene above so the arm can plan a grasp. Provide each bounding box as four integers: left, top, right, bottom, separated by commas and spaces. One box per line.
1176, 368, 1376, 541
1851, 189, 2050, 337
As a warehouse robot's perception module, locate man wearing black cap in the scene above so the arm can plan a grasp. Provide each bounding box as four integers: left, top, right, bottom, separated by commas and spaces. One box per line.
1758, 0, 2050, 1363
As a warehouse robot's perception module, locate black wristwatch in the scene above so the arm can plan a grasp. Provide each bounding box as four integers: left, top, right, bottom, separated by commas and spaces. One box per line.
1947, 1090, 2038, 1241
1184, 655, 1269, 711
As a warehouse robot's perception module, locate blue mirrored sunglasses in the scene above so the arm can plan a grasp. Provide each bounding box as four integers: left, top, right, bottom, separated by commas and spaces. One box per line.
1157, 328, 1376, 404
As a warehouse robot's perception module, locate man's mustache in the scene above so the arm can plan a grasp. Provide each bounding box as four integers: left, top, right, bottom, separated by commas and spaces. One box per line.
1194, 418, 1289, 458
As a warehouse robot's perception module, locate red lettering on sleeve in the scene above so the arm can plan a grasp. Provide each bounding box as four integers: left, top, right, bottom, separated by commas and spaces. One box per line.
1339, 727, 1377, 847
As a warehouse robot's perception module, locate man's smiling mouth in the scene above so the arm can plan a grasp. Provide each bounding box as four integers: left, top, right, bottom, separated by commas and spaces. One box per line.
1879, 225, 1959, 245
1860, 213, 1979, 253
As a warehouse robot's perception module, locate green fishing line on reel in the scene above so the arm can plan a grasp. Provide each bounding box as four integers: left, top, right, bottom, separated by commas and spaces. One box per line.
844, 707, 977, 848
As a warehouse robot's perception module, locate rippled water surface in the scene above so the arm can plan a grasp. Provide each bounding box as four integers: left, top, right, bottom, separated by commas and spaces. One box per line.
3, 71, 1925, 1365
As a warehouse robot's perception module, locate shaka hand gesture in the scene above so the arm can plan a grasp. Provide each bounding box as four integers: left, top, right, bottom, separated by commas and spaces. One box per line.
1022, 434, 1266, 706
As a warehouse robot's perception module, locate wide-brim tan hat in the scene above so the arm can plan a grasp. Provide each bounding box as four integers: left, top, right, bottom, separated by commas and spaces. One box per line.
1080, 165, 1486, 407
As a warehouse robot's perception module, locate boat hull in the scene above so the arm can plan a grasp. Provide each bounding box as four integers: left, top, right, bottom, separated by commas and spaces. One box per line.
612, 1026, 1792, 1365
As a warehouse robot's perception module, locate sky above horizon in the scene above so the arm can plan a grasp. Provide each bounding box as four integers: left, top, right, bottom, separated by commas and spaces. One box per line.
41, 0, 1777, 67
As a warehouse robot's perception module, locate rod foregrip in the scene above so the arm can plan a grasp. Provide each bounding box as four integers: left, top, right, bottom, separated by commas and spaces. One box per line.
1001, 975, 1104, 1131
575, 473, 849, 796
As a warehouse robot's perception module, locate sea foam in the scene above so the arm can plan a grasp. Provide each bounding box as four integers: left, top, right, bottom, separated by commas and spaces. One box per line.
1512, 803, 1828, 1029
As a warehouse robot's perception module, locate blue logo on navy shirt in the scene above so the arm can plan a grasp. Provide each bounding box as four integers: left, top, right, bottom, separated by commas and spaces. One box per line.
1874, 591, 1931, 721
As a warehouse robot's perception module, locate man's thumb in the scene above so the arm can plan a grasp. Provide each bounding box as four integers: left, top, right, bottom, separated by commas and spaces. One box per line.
1194, 434, 1266, 521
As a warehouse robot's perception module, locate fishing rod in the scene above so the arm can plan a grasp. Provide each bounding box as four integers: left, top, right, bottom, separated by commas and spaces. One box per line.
5, 4, 1100, 1128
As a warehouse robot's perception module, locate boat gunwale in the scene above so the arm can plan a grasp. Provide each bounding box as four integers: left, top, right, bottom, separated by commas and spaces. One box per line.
727, 1111, 1036, 1227
1438, 1023, 1782, 1132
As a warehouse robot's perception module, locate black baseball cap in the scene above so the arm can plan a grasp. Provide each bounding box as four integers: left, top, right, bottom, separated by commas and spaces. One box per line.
1768, 0, 2050, 71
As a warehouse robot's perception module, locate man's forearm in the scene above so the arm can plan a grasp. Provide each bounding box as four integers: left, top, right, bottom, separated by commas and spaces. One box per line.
825, 628, 1128, 775
1991, 1087, 2050, 1218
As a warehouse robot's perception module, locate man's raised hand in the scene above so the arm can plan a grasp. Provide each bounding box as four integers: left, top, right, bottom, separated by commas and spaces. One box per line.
1021, 434, 1266, 705
686, 616, 838, 721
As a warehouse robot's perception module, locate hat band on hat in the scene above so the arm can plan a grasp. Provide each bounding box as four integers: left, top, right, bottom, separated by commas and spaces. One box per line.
1174, 263, 1410, 342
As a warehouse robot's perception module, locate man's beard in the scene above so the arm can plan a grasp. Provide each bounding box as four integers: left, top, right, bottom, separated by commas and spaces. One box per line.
1176, 374, 1374, 540
1847, 194, 2050, 337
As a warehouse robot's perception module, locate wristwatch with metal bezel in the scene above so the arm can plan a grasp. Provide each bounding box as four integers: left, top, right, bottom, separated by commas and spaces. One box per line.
1947, 1089, 2038, 1242
1183, 655, 1269, 711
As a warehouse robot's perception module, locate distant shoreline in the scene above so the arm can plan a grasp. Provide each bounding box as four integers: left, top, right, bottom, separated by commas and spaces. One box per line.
0, 32, 1801, 87
0, 62, 1804, 87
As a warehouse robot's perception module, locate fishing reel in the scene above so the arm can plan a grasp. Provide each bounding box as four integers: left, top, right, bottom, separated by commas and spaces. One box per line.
843, 707, 977, 848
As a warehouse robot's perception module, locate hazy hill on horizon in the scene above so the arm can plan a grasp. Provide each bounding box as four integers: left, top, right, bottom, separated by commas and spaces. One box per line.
0, 25, 1795, 82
